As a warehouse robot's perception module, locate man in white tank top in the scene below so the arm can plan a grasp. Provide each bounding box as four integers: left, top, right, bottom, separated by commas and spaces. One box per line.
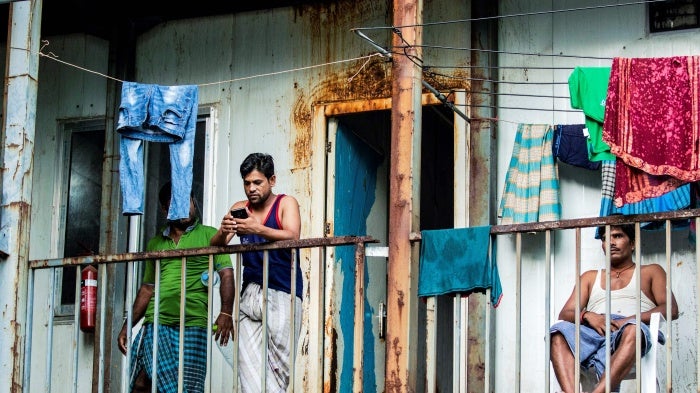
549, 222, 678, 393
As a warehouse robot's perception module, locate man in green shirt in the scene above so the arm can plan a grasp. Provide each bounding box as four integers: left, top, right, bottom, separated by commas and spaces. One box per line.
117, 182, 234, 393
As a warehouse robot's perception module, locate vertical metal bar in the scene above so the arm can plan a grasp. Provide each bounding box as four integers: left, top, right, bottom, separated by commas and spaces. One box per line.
515, 233, 522, 392
98, 264, 107, 393
484, 234, 493, 393
205, 254, 215, 393
425, 296, 437, 393
544, 229, 551, 393
574, 227, 581, 393
353, 242, 366, 393
232, 253, 243, 391
665, 220, 673, 392
387, 0, 423, 389
634, 223, 642, 393
261, 250, 269, 392
604, 225, 611, 393
289, 248, 298, 390
692, 217, 700, 392
125, 214, 141, 392
45, 268, 57, 392
73, 267, 81, 393
22, 268, 34, 393
123, 260, 136, 392
152, 260, 161, 393
178, 256, 187, 393
453, 294, 462, 392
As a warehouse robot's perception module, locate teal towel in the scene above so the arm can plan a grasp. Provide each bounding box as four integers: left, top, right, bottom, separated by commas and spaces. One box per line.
418, 226, 503, 307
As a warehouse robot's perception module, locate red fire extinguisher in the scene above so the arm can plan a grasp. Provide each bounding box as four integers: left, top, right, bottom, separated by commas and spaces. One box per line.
80, 265, 98, 333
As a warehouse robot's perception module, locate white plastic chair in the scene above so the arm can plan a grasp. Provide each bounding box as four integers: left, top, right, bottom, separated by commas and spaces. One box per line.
581, 312, 665, 393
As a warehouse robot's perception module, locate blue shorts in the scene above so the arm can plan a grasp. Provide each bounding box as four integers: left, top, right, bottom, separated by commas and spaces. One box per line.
550, 315, 662, 380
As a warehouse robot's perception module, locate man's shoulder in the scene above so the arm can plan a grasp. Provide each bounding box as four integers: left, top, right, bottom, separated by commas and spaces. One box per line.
278, 194, 300, 210
581, 268, 599, 277
640, 263, 665, 275
193, 222, 219, 235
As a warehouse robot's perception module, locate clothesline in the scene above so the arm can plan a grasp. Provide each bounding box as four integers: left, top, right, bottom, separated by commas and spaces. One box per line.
36, 44, 589, 123
38, 40, 384, 87
353, 0, 665, 30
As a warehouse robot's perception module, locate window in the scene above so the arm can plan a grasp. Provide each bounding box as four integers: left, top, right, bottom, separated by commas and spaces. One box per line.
55, 113, 209, 317
650, 0, 699, 33
57, 121, 105, 314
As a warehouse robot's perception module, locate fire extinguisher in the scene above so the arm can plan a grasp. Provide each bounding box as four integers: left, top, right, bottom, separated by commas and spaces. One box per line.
80, 265, 98, 333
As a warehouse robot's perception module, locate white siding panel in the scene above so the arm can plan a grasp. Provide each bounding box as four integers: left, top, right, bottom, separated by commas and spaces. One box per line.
497, 1, 699, 391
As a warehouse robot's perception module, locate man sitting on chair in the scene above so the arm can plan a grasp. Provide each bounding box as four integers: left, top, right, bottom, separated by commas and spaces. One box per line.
550, 222, 678, 393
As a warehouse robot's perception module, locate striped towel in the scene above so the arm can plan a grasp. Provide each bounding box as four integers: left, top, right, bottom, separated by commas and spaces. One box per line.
499, 123, 561, 224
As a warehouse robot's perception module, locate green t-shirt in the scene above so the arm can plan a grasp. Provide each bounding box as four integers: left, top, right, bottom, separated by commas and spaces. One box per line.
142, 222, 232, 328
568, 66, 616, 161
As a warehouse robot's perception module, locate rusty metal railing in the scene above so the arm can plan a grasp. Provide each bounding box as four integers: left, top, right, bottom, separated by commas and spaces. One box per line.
26, 235, 377, 393
411, 209, 700, 392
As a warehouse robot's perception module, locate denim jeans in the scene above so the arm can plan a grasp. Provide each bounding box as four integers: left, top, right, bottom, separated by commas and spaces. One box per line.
117, 82, 198, 220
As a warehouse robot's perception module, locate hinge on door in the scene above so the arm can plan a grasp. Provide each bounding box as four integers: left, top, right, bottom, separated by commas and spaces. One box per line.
326, 141, 332, 153
324, 222, 331, 236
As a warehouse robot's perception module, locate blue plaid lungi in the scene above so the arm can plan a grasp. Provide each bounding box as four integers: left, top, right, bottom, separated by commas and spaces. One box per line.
130, 323, 208, 393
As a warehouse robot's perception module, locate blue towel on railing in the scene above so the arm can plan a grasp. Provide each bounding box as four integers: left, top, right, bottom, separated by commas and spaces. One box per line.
418, 226, 503, 308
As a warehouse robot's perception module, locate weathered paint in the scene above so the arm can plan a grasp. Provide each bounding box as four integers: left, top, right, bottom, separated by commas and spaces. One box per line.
465, 2, 498, 391
0, 1, 41, 392
386, 0, 422, 391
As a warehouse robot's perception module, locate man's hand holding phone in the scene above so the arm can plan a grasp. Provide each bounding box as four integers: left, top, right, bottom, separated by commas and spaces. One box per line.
231, 207, 248, 219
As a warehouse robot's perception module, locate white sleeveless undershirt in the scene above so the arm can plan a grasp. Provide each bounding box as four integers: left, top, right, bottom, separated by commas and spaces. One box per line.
587, 269, 656, 315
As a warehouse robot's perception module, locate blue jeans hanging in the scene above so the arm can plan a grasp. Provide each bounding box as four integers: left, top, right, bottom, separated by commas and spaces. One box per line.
116, 82, 198, 220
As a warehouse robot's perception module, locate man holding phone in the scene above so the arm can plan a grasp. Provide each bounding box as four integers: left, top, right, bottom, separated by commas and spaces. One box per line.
211, 152, 302, 393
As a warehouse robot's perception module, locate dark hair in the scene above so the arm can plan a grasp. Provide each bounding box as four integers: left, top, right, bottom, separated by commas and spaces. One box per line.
158, 182, 173, 208
597, 222, 635, 242
240, 153, 275, 179
158, 181, 197, 208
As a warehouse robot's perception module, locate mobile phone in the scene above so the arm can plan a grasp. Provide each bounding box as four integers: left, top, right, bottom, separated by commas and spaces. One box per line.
231, 208, 248, 219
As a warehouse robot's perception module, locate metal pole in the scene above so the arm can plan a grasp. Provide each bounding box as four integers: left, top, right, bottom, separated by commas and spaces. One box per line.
386, 0, 422, 391
0, 0, 42, 391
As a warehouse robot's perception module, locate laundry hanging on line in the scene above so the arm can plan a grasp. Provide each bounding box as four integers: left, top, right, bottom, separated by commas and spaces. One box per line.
498, 123, 561, 225
116, 82, 199, 221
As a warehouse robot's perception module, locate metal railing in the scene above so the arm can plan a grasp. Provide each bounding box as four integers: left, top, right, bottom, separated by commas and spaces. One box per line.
489, 210, 699, 392
415, 209, 700, 392
24, 208, 700, 392
26, 235, 377, 393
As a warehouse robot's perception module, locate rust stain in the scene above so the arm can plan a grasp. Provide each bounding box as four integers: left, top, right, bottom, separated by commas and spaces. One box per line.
321, 326, 338, 393
423, 64, 471, 93
291, 57, 392, 171
292, 89, 312, 169
291, 0, 394, 171
386, 336, 403, 392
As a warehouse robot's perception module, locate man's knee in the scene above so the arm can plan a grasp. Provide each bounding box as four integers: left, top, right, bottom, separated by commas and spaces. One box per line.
618, 325, 638, 345
551, 332, 567, 347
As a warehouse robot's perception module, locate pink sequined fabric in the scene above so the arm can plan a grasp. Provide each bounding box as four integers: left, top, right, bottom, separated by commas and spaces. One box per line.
603, 56, 700, 206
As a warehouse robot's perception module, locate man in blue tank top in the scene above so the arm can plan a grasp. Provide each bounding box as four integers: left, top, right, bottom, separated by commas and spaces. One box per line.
211, 152, 302, 393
